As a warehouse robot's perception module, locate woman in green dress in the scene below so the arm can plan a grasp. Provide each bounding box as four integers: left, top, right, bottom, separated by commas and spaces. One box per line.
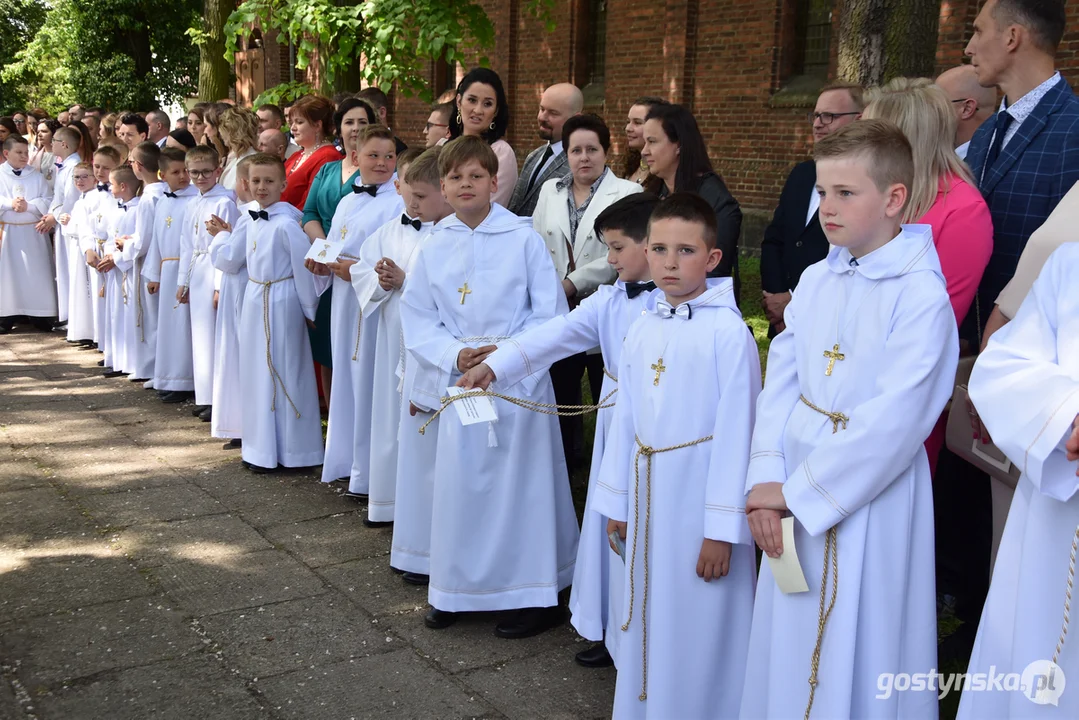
301, 97, 378, 404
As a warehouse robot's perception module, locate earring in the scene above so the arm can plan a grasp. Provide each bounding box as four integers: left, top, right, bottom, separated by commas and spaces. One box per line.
456, 112, 462, 125
489, 121, 496, 130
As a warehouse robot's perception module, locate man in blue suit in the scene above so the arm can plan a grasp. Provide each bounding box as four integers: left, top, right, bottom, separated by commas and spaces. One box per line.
938, 0, 1079, 670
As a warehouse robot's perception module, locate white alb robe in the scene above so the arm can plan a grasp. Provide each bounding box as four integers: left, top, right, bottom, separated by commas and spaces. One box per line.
0, 163, 55, 318
959, 243, 1079, 719
209, 201, 260, 439
400, 203, 579, 612
50, 154, 80, 323
103, 197, 140, 373
741, 225, 958, 720
318, 180, 403, 485
484, 279, 654, 662
64, 190, 95, 342
84, 187, 112, 345
349, 214, 430, 521
591, 279, 759, 718
239, 201, 323, 469
178, 184, 237, 405
144, 185, 199, 392
120, 182, 165, 380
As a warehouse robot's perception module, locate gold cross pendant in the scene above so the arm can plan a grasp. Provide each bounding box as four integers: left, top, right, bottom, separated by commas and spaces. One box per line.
823, 343, 845, 376
340, 225, 347, 240
651, 357, 666, 386
458, 282, 472, 305
165, 216, 172, 228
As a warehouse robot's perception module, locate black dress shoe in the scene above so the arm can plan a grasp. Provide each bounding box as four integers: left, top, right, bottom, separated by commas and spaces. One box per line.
191, 405, 209, 416
494, 606, 565, 640
128, 377, 150, 383
198, 407, 212, 422
97, 359, 105, 366
574, 642, 614, 668
363, 517, 393, 528
402, 572, 430, 586
424, 608, 457, 630
103, 369, 126, 378
223, 438, 242, 450
162, 391, 193, 404
343, 491, 368, 501
242, 460, 276, 474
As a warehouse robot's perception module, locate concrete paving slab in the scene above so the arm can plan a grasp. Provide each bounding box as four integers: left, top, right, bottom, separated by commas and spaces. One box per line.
114, 514, 274, 568
151, 549, 328, 616
0, 487, 94, 549
1, 598, 203, 689
77, 484, 226, 527
204, 478, 356, 529
43, 446, 183, 493
317, 557, 429, 619
0, 555, 153, 624
261, 513, 388, 568
0, 455, 52, 491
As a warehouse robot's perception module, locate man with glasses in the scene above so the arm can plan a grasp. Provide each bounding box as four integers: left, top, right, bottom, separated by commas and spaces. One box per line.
12, 112, 28, 141
936, 65, 997, 159
423, 102, 453, 148
759, 82, 863, 334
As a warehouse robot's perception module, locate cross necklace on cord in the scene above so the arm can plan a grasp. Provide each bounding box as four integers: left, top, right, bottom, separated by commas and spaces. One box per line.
650, 320, 682, 386
825, 262, 883, 377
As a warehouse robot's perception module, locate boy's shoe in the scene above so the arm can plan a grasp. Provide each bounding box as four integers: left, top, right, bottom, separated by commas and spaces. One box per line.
402, 572, 430, 586
494, 605, 565, 640
574, 643, 614, 668
363, 517, 393, 528
162, 391, 193, 404
198, 407, 212, 422
223, 438, 241, 450
191, 405, 209, 417
103, 369, 126, 378
390, 566, 406, 575
424, 608, 457, 630
97, 359, 105, 366
343, 491, 368, 501
242, 460, 276, 474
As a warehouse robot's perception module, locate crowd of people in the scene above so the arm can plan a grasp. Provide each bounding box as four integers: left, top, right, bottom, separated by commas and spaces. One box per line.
2, 0, 1079, 717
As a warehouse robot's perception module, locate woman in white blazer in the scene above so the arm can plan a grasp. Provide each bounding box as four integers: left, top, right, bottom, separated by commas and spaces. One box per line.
531, 113, 642, 476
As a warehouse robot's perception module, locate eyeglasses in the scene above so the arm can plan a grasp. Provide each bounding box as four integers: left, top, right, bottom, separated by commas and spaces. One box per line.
13, 118, 26, 127
425, 121, 448, 131
188, 169, 215, 178
808, 111, 860, 125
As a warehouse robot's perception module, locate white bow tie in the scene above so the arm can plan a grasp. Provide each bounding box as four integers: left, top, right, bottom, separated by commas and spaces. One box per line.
655, 300, 692, 320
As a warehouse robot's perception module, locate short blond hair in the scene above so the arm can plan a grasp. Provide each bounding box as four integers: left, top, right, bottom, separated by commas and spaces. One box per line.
814, 119, 913, 207
246, 152, 285, 179
404, 147, 442, 186
820, 82, 866, 111
218, 107, 260, 156
438, 135, 498, 178
862, 77, 975, 222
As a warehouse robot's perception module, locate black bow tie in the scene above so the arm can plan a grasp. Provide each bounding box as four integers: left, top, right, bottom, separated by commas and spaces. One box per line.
55, 162, 64, 170
117, 202, 127, 211
12, 169, 22, 177
401, 214, 422, 231
353, 183, 378, 197
97, 182, 110, 192
625, 281, 656, 299
249, 209, 270, 221
164, 191, 178, 198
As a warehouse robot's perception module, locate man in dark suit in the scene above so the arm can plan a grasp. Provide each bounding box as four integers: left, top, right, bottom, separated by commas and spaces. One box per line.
938, 0, 1079, 669
759, 83, 863, 333
507, 83, 583, 217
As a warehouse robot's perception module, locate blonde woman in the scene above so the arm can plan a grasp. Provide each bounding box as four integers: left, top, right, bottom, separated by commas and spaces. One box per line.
99, 113, 118, 142
218, 107, 260, 190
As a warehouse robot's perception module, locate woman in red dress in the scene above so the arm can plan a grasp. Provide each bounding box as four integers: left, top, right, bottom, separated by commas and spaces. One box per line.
283, 96, 343, 209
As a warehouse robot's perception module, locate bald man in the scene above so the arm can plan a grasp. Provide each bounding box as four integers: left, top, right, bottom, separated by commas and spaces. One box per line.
257, 128, 287, 160
936, 65, 997, 159
508, 83, 584, 216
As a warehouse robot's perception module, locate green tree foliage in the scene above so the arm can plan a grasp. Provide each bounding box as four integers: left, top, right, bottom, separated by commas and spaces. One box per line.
1, 0, 200, 113
225, 0, 553, 101
0, 0, 48, 112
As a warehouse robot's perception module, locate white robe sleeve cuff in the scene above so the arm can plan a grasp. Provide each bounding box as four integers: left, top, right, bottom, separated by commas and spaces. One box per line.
783, 459, 847, 537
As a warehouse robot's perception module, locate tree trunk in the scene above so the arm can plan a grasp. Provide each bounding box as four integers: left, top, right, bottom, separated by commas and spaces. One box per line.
837, 0, 941, 86
198, 0, 232, 101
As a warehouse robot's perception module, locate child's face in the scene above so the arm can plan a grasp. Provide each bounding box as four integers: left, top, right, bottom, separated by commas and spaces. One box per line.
72, 169, 95, 193
605, 229, 650, 283
357, 138, 396, 186
394, 162, 414, 206
815, 155, 906, 256
92, 155, 118, 183
407, 180, 451, 224
187, 160, 220, 193
3, 144, 29, 169
109, 176, 126, 199
441, 159, 496, 216
248, 164, 286, 207
160, 161, 190, 192
646, 218, 721, 301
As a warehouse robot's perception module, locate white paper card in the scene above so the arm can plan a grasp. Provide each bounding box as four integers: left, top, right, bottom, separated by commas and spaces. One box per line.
305, 239, 343, 264
445, 386, 498, 426
766, 516, 810, 594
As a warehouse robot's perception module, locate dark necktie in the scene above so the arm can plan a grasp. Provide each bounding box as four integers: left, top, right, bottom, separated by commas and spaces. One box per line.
164, 191, 178, 198
625, 281, 656, 299
401, 214, 422, 231
526, 145, 554, 193
353, 184, 378, 197
97, 182, 110, 192
984, 109, 1014, 171
249, 209, 270, 221
12, 169, 22, 177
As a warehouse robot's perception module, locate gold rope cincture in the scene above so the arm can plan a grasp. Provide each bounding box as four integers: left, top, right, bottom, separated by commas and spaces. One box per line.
800, 395, 849, 434
250, 275, 301, 418
338, 252, 367, 361
417, 387, 618, 436
621, 434, 714, 702
603, 367, 618, 382
1052, 525, 1079, 665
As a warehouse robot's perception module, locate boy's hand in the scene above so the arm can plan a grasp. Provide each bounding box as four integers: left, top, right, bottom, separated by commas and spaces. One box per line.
12, 198, 27, 213
59, 212, 71, 225
213, 290, 219, 310
114, 235, 128, 250
456, 345, 497, 373
96, 256, 115, 273
456, 362, 496, 390
746, 481, 787, 513
1066, 415, 1079, 471
304, 259, 331, 276
696, 539, 732, 581
607, 518, 627, 554
36, 215, 56, 233
85, 250, 100, 268
376, 257, 405, 290
326, 258, 357, 282
408, 402, 431, 417
176, 286, 189, 304
747, 509, 784, 558
147, 282, 159, 295
207, 214, 231, 236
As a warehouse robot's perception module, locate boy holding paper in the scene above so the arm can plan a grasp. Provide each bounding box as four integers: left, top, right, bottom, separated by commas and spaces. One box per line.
740, 120, 958, 720
458, 192, 659, 668
586, 193, 759, 718
400, 135, 579, 638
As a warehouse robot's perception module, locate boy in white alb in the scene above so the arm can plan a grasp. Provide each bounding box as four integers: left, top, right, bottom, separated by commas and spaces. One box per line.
44, 126, 82, 331
178, 145, 238, 423
460, 193, 660, 667
584, 195, 759, 718
239, 153, 323, 472
83, 146, 122, 350
313, 125, 403, 487
740, 120, 958, 720
207, 155, 264, 446
402, 136, 579, 638
62, 162, 98, 344
0, 136, 55, 333
335, 148, 429, 525
959, 243, 1079, 718
100, 165, 141, 377
145, 148, 200, 403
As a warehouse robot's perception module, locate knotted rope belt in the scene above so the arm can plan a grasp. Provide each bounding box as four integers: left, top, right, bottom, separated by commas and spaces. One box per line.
621, 434, 714, 702
249, 275, 301, 418
1053, 526, 1079, 666
416, 386, 617, 436
337, 253, 368, 361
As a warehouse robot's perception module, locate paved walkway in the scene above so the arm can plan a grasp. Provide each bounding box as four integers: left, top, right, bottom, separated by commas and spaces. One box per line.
0, 329, 615, 719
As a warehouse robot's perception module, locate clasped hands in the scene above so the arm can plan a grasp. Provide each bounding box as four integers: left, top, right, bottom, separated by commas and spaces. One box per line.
745, 482, 788, 559
375, 258, 405, 291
